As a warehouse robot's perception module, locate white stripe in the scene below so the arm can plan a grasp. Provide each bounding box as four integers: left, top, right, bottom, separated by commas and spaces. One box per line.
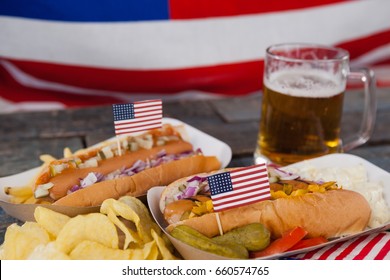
1, 1, 389, 69
383, 249, 390, 259
0, 96, 65, 113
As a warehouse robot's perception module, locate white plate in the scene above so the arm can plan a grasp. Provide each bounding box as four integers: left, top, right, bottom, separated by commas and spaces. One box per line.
0, 117, 232, 222
147, 153, 390, 260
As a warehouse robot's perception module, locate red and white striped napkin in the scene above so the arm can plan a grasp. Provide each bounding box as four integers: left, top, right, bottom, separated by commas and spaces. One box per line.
293, 232, 390, 260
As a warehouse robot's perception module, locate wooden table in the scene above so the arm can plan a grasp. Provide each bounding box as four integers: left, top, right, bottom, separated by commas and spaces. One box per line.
1, 88, 389, 243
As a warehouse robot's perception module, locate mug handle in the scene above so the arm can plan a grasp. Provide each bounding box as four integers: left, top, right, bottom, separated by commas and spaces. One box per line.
342, 68, 377, 152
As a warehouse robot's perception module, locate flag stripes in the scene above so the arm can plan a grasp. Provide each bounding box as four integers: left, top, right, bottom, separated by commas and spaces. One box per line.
113, 99, 162, 135
208, 164, 270, 212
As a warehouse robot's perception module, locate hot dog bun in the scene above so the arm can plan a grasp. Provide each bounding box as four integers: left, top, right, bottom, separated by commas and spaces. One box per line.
49, 140, 192, 200
33, 124, 222, 206
161, 170, 371, 239
54, 154, 220, 207
167, 189, 370, 239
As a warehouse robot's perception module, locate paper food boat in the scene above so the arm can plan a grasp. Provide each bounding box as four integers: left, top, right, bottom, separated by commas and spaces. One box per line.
148, 154, 390, 260
0, 118, 232, 222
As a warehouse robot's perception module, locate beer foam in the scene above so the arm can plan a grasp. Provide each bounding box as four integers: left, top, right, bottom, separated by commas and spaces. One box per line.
265, 69, 345, 98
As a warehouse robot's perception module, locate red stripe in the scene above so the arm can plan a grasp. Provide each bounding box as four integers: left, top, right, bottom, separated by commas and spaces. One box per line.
374, 234, 390, 260
317, 240, 345, 260
336, 29, 390, 60
353, 233, 385, 260
169, 0, 349, 19
3, 59, 263, 98
299, 247, 322, 259
334, 235, 369, 260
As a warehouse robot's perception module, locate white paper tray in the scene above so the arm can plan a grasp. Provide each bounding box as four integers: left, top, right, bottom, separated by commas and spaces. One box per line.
0, 117, 232, 222
148, 154, 390, 260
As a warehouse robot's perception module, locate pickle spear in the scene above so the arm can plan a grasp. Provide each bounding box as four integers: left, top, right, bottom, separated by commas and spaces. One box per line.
212, 223, 270, 251
170, 225, 248, 259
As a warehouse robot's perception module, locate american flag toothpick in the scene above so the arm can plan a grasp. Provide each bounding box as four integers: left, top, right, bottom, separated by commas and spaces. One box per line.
112, 99, 163, 155
208, 162, 271, 212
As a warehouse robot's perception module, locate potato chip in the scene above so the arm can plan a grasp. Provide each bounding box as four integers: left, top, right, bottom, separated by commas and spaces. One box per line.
70, 240, 130, 260
34, 206, 70, 238
119, 196, 161, 234
0, 244, 5, 259
144, 241, 159, 260
118, 196, 160, 238
27, 242, 71, 260
55, 213, 118, 254
2, 222, 50, 259
128, 240, 158, 260
151, 229, 178, 260
101, 200, 142, 249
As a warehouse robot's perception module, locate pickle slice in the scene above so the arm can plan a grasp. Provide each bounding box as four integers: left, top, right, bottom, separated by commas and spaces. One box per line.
212, 223, 270, 251
170, 225, 248, 259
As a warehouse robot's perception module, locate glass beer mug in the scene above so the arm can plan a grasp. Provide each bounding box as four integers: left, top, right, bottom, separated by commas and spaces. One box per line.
254, 43, 376, 165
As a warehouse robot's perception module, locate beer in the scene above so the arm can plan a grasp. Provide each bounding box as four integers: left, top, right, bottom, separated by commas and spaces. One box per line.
255, 69, 345, 165
255, 43, 376, 165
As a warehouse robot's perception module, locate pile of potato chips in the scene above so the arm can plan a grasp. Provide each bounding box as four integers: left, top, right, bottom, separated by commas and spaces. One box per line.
0, 196, 178, 260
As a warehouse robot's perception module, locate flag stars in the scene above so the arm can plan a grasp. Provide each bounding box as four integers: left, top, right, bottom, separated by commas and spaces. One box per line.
208, 172, 233, 196
112, 103, 135, 121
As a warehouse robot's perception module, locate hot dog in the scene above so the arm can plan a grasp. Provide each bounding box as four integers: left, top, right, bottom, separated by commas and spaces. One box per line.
159, 167, 371, 239
32, 124, 221, 207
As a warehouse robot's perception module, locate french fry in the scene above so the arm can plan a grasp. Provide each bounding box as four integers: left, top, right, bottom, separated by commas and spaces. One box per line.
4, 186, 33, 197
63, 147, 73, 158
39, 154, 56, 164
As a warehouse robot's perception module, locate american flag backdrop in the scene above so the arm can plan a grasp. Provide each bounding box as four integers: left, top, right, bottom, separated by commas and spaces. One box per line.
112, 99, 162, 135
208, 164, 270, 212
1, 0, 390, 112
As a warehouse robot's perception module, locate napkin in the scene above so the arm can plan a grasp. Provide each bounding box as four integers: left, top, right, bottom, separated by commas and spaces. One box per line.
292, 232, 390, 260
